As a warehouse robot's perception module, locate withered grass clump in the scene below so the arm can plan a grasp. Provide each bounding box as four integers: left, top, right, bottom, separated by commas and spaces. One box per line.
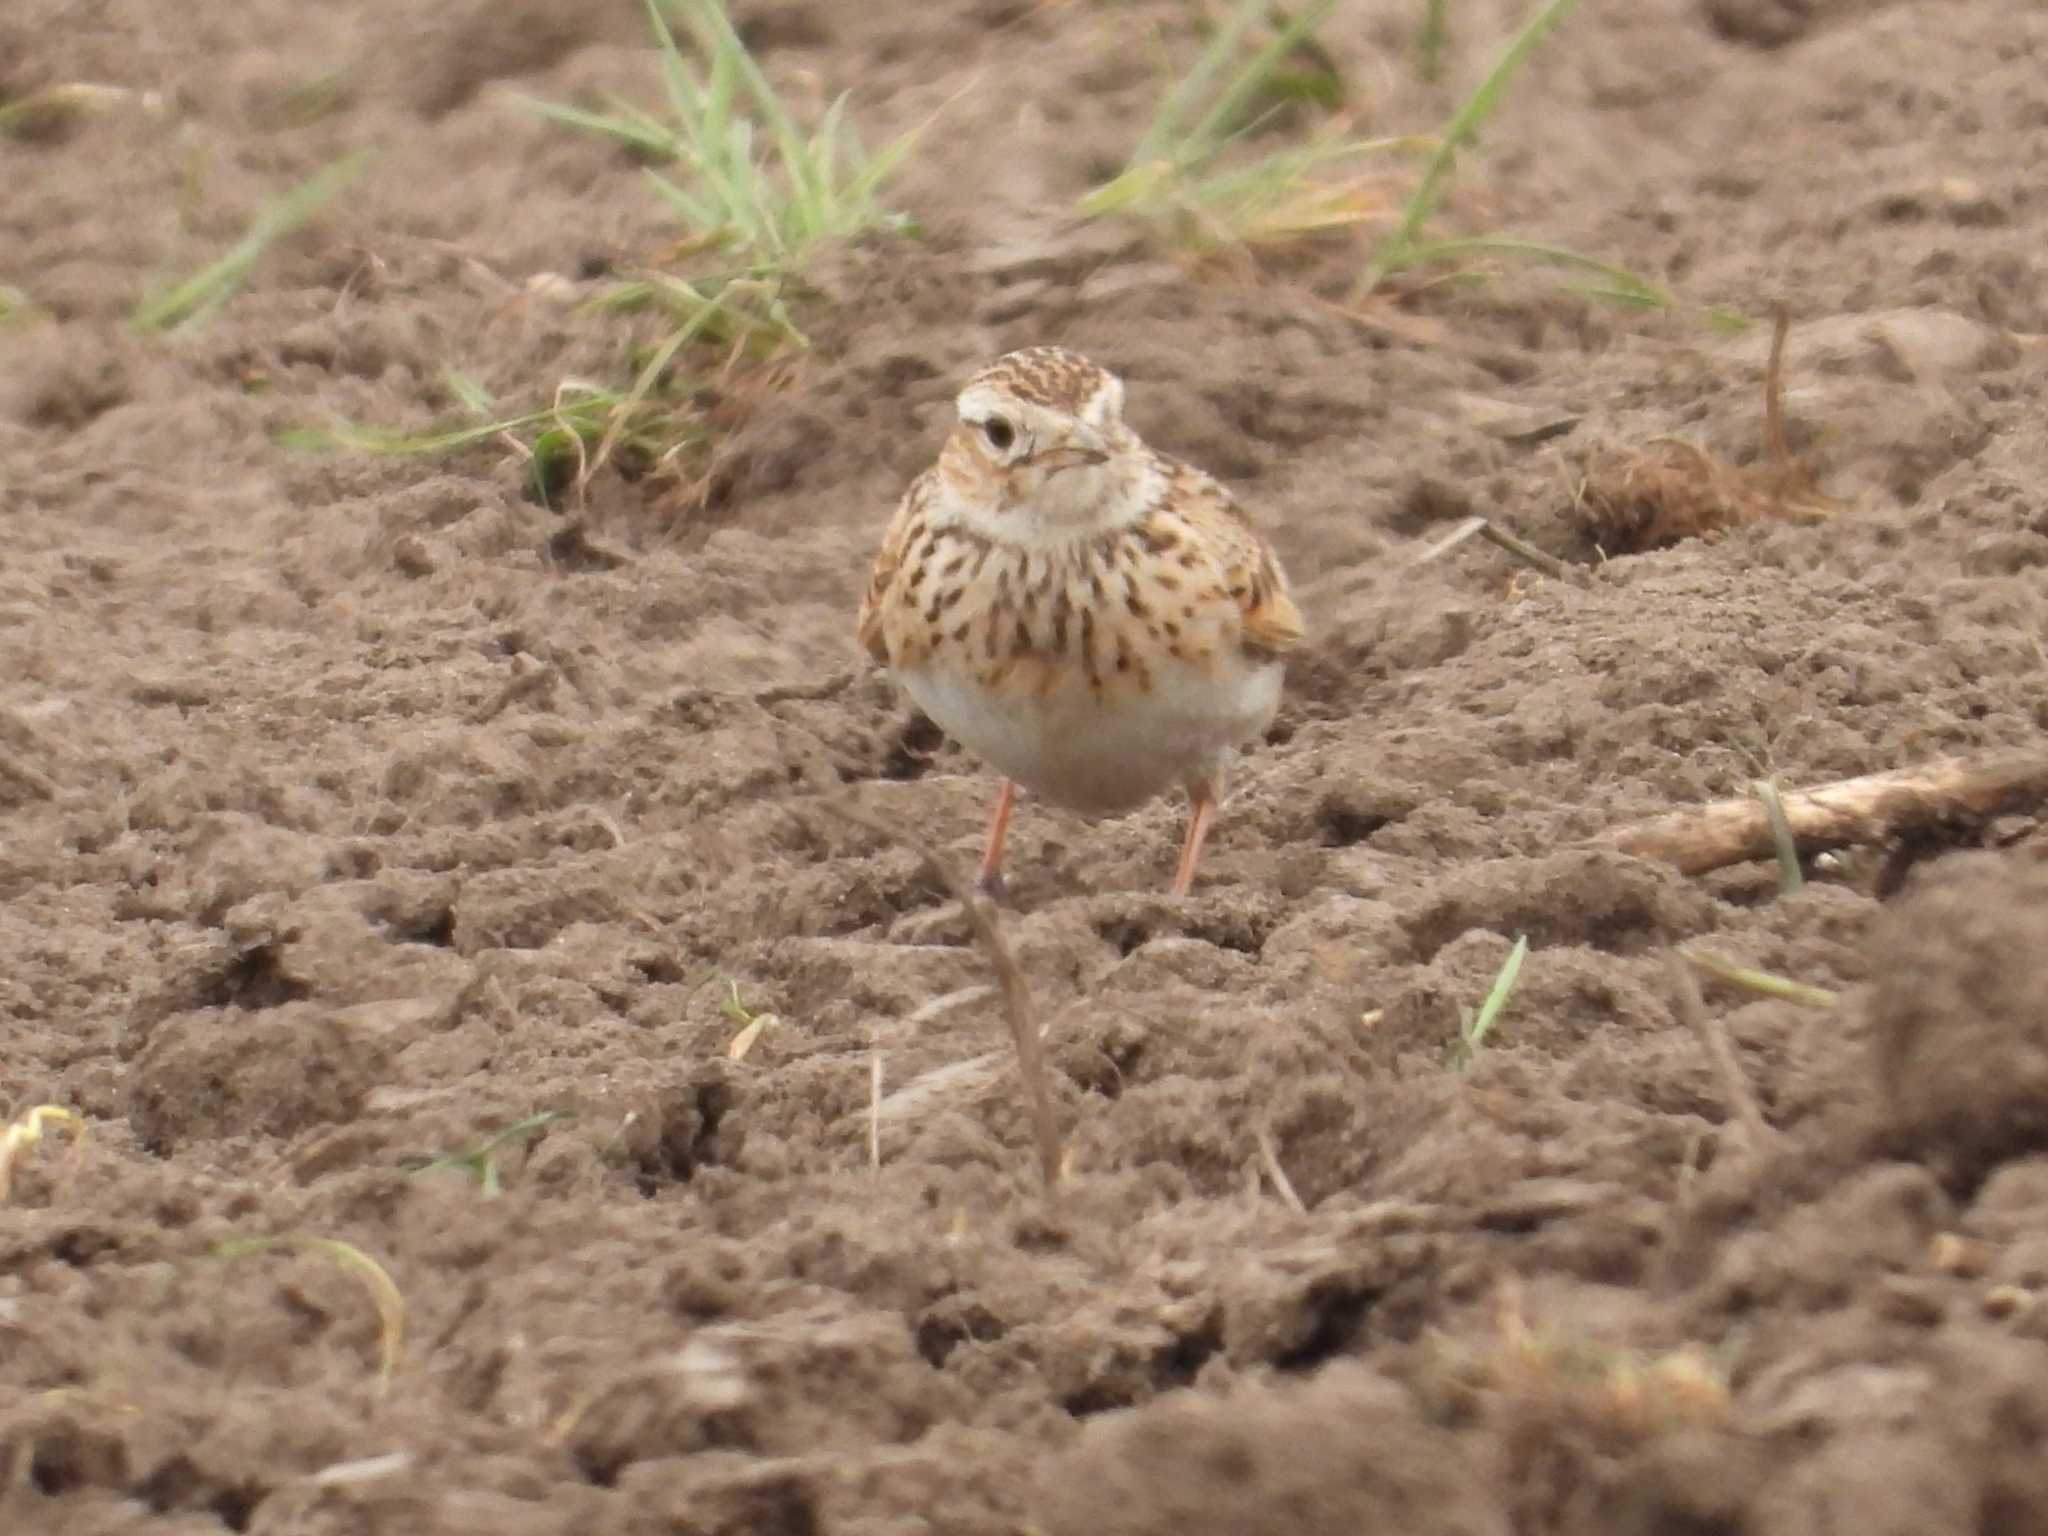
1413, 1279, 1732, 1448
1576, 307, 1839, 553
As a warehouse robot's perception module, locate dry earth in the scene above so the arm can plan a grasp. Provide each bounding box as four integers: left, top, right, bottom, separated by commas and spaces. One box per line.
4, 0, 2048, 1532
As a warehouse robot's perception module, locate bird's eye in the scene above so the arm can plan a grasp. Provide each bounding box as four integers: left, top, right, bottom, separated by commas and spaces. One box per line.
981, 416, 1016, 452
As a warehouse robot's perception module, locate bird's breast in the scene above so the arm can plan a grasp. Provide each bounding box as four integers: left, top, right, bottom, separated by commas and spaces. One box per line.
894, 650, 1282, 813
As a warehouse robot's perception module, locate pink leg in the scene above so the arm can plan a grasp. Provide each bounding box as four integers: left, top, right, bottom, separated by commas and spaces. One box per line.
976, 779, 1017, 898
1170, 782, 1218, 897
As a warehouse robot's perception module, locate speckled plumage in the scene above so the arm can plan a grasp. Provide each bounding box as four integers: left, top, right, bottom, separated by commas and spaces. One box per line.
858, 346, 1304, 895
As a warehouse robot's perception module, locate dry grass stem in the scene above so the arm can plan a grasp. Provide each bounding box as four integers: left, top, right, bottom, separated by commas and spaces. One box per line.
1414, 514, 1488, 563
214, 1236, 405, 1395
1416, 514, 1584, 584
1476, 518, 1582, 584
874, 1050, 1006, 1124
1255, 1129, 1307, 1214
868, 1051, 884, 1172
1664, 951, 1771, 1158
0, 1105, 85, 1200
1603, 750, 2048, 876
1683, 949, 1840, 1010
820, 796, 1063, 1192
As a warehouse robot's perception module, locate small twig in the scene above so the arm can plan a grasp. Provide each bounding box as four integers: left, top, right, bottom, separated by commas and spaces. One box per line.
1478, 520, 1581, 585
1414, 514, 1488, 564
1414, 513, 1583, 585
753, 671, 857, 707
0, 748, 58, 801
1762, 302, 1792, 507
868, 1051, 884, 1172
819, 796, 1063, 1193
1664, 951, 1770, 1158
1255, 1130, 1307, 1214
1603, 750, 2048, 876
471, 659, 556, 724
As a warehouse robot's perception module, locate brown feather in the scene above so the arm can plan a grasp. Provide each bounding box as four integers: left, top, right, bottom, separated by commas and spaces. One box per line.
857, 470, 933, 665
1155, 459, 1305, 662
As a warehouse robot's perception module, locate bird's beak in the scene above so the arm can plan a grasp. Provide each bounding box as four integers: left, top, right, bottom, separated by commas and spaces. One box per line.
1042, 444, 1111, 474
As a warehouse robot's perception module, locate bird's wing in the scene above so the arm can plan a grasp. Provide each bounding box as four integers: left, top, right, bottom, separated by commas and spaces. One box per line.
1170, 463, 1305, 662
856, 471, 934, 666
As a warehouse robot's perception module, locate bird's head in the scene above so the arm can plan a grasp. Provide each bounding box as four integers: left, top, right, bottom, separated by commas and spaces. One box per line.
935, 346, 1156, 545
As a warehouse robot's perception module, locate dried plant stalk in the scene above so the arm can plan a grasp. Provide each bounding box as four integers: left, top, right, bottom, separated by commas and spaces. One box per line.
1604, 751, 2048, 876
819, 795, 1063, 1192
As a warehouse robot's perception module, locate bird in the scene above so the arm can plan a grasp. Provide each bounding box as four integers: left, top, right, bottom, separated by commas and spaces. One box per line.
857, 345, 1304, 898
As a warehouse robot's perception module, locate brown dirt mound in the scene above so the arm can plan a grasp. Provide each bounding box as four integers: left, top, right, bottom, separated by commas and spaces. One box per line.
4, 0, 2048, 1531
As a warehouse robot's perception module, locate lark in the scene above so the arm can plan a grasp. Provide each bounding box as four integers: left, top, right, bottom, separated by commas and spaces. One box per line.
857, 345, 1304, 897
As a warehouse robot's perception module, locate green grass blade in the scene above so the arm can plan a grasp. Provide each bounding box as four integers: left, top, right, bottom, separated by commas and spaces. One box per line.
1077, 161, 1174, 219
1451, 934, 1528, 1069
529, 0, 909, 274
843, 100, 940, 226
648, 0, 710, 143
577, 282, 735, 492
1184, 0, 1340, 163
133, 150, 371, 332
808, 94, 853, 232
644, 167, 724, 235
1133, 0, 1263, 167
1683, 950, 1839, 1009
442, 369, 497, 415
278, 402, 575, 456
1392, 235, 1671, 304
516, 95, 675, 158
1469, 935, 1527, 1044
1418, 0, 1449, 83
675, 0, 816, 216
1364, 0, 1583, 289
1752, 778, 1806, 895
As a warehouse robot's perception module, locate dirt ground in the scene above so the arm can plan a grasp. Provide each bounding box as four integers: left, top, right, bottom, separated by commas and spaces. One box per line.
4, 0, 2048, 1531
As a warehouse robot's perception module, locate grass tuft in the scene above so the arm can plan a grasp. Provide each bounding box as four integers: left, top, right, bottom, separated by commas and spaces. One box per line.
521, 0, 919, 264
1422, 1277, 1734, 1436
299, 0, 919, 506
1375, 234, 1673, 307
402, 1110, 573, 1196
214, 1235, 404, 1395
1574, 308, 1838, 553
1081, 0, 1416, 250
132, 152, 370, 332
1088, 0, 1674, 308
1362, 0, 1584, 291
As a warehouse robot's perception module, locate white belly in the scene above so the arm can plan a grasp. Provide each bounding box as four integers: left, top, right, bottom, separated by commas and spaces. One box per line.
897, 659, 1283, 814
